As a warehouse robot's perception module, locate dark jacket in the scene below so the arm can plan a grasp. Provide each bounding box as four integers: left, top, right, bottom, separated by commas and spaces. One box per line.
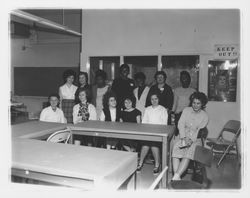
102, 108, 121, 122
146, 83, 174, 110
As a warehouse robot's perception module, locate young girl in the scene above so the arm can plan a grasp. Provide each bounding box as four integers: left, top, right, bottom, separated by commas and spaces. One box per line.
120, 95, 141, 151
73, 87, 97, 146
99, 91, 121, 149
59, 69, 78, 123
137, 92, 168, 174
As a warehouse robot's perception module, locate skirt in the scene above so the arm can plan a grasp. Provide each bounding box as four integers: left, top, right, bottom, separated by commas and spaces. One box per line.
61, 99, 75, 123
172, 139, 202, 160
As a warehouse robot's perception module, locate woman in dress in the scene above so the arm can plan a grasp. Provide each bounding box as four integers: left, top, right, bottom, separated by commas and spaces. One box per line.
137, 92, 168, 174
59, 69, 78, 123
120, 95, 141, 151
172, 92, 209, 180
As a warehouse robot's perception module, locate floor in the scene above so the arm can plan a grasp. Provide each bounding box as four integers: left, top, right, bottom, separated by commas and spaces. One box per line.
134, 154, 241, 190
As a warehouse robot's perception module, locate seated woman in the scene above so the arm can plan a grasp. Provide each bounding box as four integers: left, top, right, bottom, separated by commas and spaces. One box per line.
99, 91, 121, 149
40, 93, 66, 123
73, 87, 97, 145
137, 92, 168, 174
120, 95, 141, 151
172, 92, 209, 181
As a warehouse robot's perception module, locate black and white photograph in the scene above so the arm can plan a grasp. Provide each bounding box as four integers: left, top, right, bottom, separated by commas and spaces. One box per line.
1, 0, 249, 197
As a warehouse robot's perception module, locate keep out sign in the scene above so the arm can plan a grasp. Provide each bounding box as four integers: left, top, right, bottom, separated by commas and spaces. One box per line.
214, 44, 239, 59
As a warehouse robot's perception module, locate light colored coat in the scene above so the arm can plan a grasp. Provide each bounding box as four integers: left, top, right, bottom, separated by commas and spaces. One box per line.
133, 86, 150, 116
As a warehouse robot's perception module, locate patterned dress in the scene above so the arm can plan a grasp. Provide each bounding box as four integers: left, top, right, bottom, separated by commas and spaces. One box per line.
172, 107, 209, 159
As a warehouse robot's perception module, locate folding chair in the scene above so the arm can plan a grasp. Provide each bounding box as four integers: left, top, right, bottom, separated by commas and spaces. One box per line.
47, 127, 72, 144
169, 145, 213, 189
206, 120, 241, 167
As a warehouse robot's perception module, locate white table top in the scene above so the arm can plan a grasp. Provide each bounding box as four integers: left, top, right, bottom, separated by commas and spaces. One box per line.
12, 138, 137, 190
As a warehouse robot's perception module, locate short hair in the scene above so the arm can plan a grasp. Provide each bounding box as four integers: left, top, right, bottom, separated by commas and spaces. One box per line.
148, 90, 161, 101
102, 91, 117, 110
180, 71, 191, 79
78, 72, 89, 84
119, 64, 130, 73
63, 69, 76, 82
123, 95, 136, 108
95, 69, 107, 80
180, 71, 191, 84
48, 93, 60, 101
134, 72, 146, 81
154, 71, 167, 80
77, 87, 91, 103
189, 92, 208, 109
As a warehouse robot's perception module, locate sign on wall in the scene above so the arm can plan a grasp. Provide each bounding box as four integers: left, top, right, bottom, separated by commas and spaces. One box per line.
214, 44, 239, 60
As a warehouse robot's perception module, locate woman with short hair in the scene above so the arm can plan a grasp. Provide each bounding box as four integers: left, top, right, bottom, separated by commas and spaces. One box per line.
40, 93, 66, 123
59, 69, 78, 123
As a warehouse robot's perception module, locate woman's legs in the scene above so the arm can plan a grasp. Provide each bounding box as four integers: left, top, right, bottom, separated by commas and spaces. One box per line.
172, 157, 180, 174
172, 158, 190, 180
176, 158, 190, 176
138, 145, 150, 166
151, 146, 160, 167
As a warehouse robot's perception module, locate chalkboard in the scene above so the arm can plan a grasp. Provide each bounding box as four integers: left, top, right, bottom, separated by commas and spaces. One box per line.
14, 67, 79, 97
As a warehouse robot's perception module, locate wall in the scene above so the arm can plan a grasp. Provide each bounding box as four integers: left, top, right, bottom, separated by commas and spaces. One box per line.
80, 9, 241, 147
11, 9, 81, 117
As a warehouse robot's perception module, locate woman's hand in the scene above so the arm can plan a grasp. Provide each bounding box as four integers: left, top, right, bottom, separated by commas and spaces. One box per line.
181, 137, 193, 147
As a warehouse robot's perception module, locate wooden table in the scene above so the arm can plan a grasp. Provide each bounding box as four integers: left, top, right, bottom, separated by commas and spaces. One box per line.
71, 120, 175, 188
11, 121, 137, 190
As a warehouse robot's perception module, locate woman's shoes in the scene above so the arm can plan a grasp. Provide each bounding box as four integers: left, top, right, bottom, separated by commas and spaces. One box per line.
153, 165, 161, 174
137, 163, 143, 172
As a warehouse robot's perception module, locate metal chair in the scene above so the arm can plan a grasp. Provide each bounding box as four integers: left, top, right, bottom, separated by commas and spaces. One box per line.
47, 127, 72, 144
170, 145, 213, 189
206, 120, 241, 167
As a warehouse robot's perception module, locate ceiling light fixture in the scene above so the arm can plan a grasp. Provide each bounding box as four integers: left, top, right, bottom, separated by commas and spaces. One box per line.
11, 9, 82, 37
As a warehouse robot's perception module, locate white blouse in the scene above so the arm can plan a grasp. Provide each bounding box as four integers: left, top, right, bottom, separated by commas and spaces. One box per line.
59, 83, 78, 100
39, 106, 66, 123
142, 105, 168, 125
72, 103, 97, 124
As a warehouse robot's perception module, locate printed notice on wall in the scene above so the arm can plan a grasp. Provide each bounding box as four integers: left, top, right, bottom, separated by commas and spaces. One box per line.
214, 44, 239, 60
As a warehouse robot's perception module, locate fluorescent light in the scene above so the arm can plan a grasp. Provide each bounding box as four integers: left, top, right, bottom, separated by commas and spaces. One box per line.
39, 20, 65, 30
11, 10, 82, 36
11, 10, 40, 22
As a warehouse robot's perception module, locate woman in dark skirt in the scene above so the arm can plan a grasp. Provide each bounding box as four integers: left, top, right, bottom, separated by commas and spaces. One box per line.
59, 69, 78, 123
120, 95, 141, 152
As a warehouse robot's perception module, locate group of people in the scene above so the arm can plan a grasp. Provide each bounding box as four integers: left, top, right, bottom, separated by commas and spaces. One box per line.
39, 63, 209, 179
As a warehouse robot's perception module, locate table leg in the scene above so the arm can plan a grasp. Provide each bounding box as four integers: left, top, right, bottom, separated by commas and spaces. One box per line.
126, 172, 137, 190
162, 137, 168, 188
